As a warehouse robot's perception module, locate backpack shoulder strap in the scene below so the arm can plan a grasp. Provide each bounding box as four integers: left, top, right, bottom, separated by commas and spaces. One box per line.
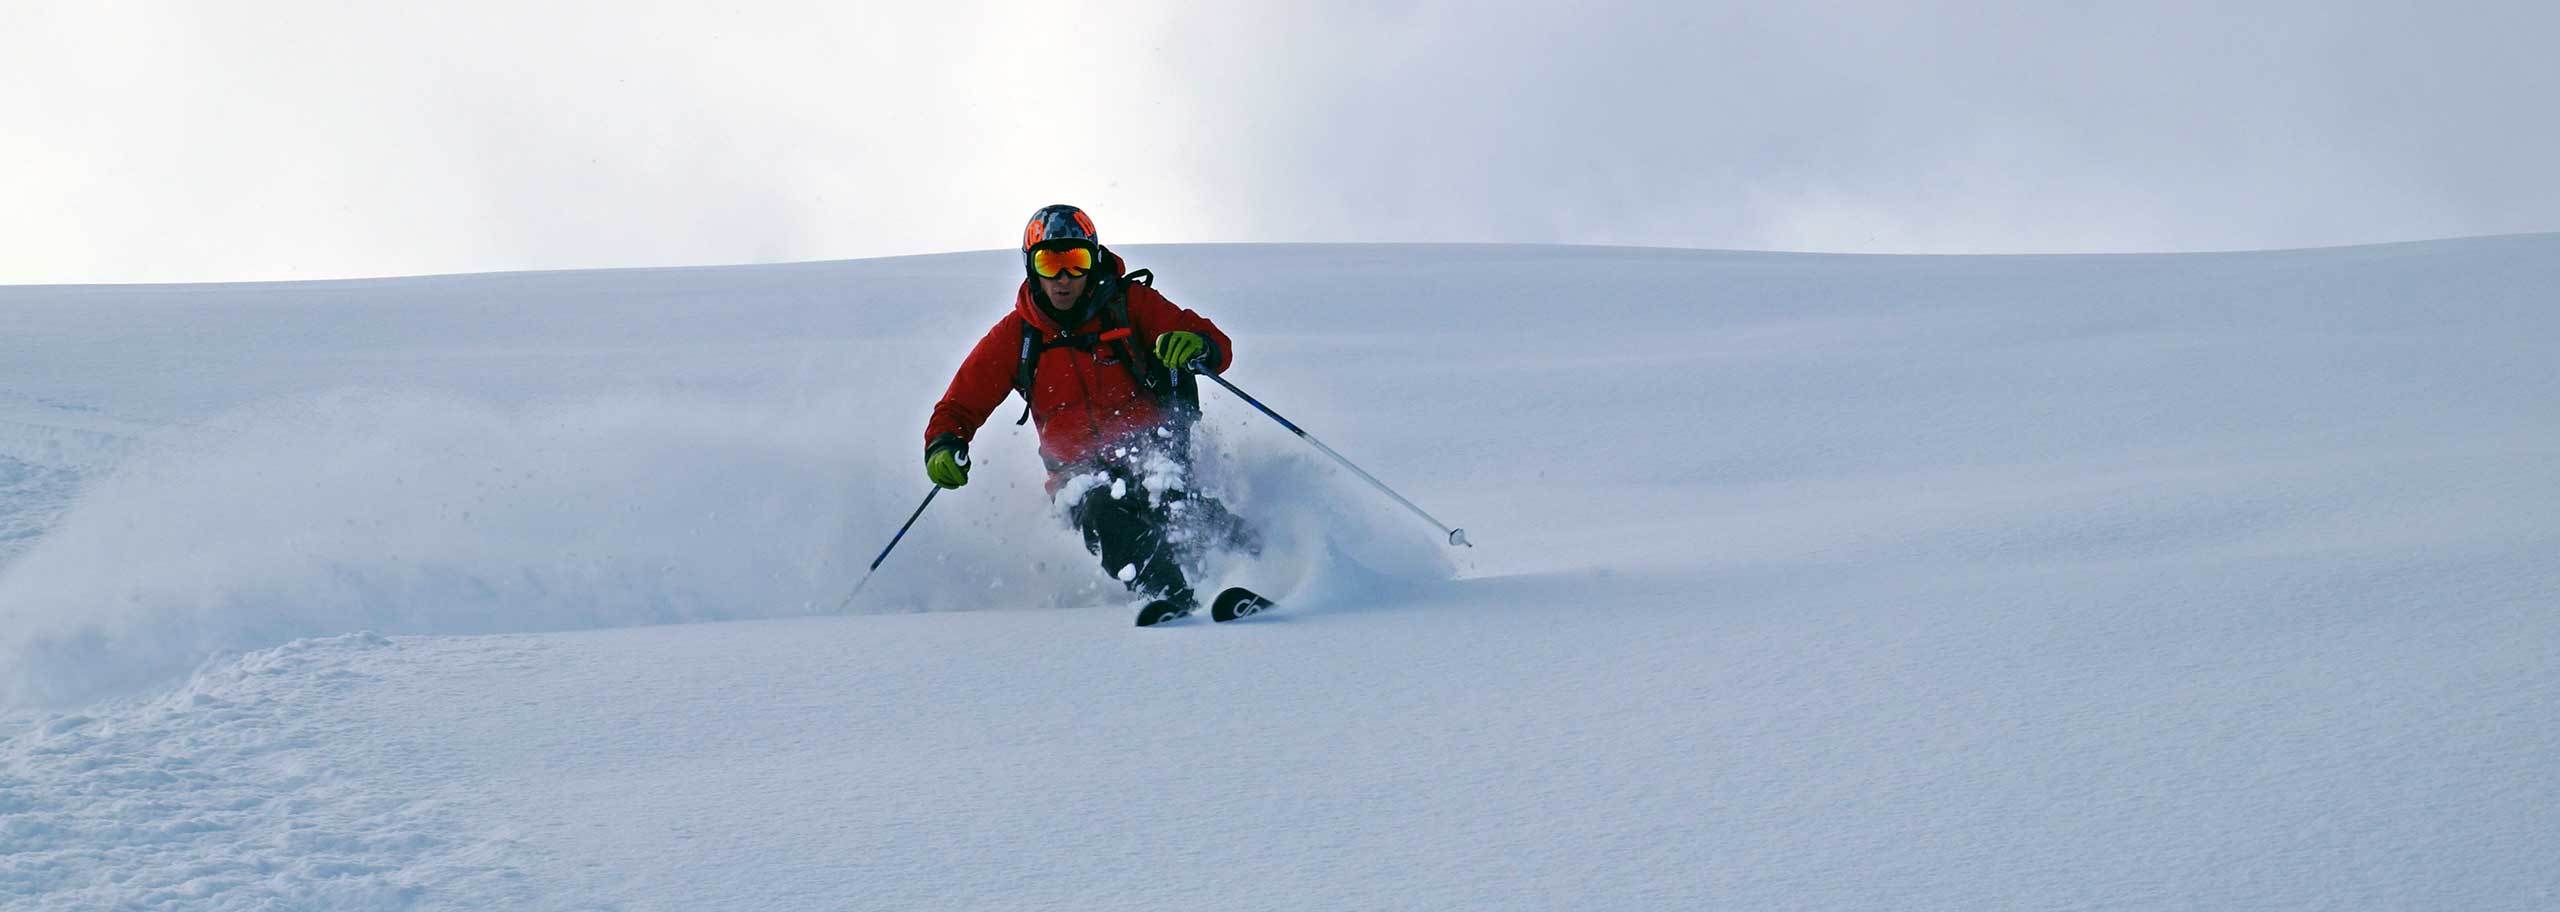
1011, 316, 1040, 425
1013, 317, 1040, 395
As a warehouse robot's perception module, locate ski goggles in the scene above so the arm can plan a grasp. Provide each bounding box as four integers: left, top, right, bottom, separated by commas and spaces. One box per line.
1030, 244, 1096, 279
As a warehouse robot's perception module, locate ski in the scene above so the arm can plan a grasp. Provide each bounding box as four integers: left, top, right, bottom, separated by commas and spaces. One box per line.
1134, 598, 1193, 627
1211, 587, 1273, 623
1134, 587, 1273, 626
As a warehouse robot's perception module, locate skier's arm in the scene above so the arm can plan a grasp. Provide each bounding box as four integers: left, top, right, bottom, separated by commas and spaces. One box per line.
1129, 284, 1233, 374
925, 317, 1022, 451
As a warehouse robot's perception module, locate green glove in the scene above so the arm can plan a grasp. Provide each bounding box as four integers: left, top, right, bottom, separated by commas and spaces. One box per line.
925, 441, 970, 488
1153, 331, 1208, 372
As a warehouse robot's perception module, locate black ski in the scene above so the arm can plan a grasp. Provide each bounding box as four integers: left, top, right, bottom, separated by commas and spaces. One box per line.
1134, 587, 1273, 626
1134, 598, 1193, 627
1210, 587, 1274, 623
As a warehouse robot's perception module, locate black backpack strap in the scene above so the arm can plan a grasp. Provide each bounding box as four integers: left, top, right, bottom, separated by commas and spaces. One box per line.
1104, 265, 1203, 449
1012, 318, 1039, 425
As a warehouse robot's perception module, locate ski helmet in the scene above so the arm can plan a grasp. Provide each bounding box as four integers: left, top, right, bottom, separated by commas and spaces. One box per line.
1021, 204, 1098, 277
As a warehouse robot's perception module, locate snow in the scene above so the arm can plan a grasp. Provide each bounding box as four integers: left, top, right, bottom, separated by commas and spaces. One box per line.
4, 238, 2558, 909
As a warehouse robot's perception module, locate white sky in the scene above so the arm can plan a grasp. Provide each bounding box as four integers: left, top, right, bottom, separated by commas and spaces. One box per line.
5, 0, 2556, 283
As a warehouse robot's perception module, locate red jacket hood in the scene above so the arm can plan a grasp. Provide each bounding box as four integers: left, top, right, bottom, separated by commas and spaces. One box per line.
1012, 281, 1076, 335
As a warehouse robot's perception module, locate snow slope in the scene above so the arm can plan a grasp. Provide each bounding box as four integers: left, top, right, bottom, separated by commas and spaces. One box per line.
3, 238, 2557, 909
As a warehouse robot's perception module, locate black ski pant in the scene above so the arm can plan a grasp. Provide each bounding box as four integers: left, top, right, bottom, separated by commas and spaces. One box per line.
1062, 464, 1256, 610
1068, 477, 1198, 609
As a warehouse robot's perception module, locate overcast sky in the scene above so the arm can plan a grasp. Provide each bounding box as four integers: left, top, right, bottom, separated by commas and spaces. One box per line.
5, 1, 2556, 283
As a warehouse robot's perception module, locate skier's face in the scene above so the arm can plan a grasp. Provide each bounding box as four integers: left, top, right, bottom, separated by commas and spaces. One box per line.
1039, 271, 1088, 310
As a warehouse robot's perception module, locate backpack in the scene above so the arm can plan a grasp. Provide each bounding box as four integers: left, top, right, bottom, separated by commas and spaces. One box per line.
1009, 248, 1201, 429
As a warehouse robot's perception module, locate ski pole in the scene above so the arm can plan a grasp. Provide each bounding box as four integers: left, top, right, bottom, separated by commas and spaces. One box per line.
1194, 365, 1473, 548
839, 485, 941, 610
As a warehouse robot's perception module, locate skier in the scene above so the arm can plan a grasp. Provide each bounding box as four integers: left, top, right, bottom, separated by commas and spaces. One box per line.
923, 204, 1254, 625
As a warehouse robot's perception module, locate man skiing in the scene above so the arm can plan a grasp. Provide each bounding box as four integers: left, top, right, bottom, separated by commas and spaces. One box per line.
924, 204, 1256, 625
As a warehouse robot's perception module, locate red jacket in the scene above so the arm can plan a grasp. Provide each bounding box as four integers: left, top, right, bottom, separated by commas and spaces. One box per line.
926, 271, 1233, 482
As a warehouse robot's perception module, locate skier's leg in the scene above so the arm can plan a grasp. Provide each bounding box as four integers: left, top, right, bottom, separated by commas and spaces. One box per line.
1069, 480, 1196, 609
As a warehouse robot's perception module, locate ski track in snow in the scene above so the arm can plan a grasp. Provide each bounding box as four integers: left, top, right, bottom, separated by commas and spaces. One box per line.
2, 238, 2557, 909
1, 633, 536, 911
0, 455, 78, 569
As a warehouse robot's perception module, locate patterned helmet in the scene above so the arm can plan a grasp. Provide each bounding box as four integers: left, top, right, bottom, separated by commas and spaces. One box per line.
1021, 205, 1101, 282
1022, 204, 1098, 257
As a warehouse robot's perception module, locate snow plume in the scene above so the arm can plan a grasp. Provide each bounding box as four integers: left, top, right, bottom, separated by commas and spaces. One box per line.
1180, 421, 1459, 605
0, 387, 1459, 708
0, 387, 1093, 708
1041, 422, 1459, 609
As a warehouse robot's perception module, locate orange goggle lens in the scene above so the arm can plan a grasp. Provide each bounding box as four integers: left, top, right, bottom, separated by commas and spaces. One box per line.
1031, 245, 1096, 278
